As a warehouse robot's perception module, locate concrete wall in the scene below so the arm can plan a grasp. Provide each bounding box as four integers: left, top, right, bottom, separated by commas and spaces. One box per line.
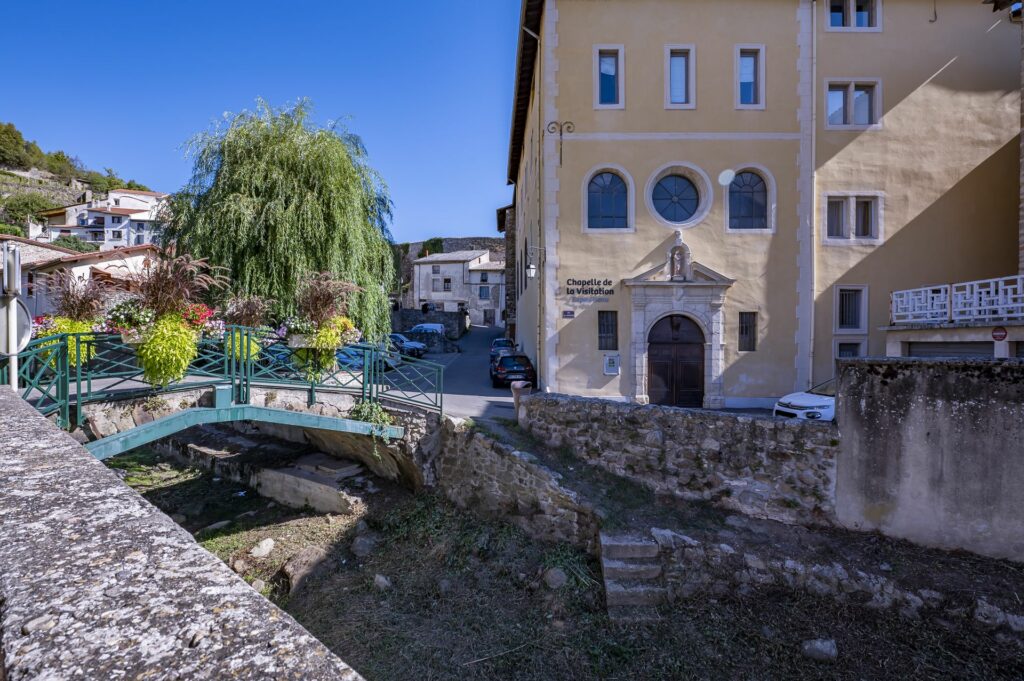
519, 393, 839, 525
0, 389, 361, 679
836, 358, 1024, 562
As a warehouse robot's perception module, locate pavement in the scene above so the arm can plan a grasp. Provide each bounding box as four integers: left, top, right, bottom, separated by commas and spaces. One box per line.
430, 325, 516, 420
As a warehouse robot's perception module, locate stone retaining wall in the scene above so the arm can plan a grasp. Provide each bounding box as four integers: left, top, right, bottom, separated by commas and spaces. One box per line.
519, 394, 839, 526
0, 389, 360, 680
649, 527, 1024, 635
433, 418, 600, 553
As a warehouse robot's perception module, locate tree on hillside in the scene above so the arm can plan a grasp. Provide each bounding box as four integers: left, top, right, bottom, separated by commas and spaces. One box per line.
52, 235, 99, 253
166, 98, 395, 339
0, 192, 58, 226
417, 237, 443, 258
0, 123, 30, 168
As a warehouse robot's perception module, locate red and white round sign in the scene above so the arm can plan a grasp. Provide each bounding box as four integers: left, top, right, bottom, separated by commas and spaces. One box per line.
992, 326, 1008, 342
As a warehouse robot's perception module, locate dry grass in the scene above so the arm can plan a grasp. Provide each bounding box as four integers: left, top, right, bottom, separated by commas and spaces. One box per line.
109, 449, 1024, 681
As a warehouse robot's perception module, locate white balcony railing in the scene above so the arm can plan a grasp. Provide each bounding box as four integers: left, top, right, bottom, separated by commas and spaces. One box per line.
891, 275, 1024, 325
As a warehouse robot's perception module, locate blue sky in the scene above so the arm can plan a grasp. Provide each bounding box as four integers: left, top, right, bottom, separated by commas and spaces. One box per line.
1, 0, 520, 243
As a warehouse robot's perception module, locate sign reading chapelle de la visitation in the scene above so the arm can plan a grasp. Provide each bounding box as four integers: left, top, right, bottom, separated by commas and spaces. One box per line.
565, 277, 615, 304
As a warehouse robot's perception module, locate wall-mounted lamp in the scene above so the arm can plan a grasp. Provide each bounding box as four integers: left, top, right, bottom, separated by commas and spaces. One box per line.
525, 245, 545, 279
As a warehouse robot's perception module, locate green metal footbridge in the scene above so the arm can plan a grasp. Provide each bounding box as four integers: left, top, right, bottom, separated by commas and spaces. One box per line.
1, 327, 443, 459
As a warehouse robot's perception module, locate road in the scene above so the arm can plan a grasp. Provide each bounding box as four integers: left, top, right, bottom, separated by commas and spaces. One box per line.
431, 325, 516, 420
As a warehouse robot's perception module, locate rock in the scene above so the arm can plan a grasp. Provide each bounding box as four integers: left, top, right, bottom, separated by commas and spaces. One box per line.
250, 538, 275, 559
232, 559, 248, 574
251, 579, 267, 593
169, 514, 187, 524
282, 546, 328, 593
180, 501, 206, 518
373, 574, 392, 590
197, 520, 231, 535
543, 567, 568, 590
800, 639, 838, 662
437, 578, 452, 595
354, 519, 370, 535
351, 533, 379, 558
22, 615, 56, 635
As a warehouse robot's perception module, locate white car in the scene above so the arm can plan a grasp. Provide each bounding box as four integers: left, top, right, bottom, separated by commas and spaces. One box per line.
773, 379, 836, 421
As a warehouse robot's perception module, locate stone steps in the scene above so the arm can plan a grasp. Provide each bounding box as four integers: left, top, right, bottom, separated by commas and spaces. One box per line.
599, 532, 660, 559
605, 580, 668, 607
600, 533, 666, 622
601, 557, 662, 581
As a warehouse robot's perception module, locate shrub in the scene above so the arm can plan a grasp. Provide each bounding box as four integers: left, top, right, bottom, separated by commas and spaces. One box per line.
104, 298, 155, 333
224, 294, 274, 328
137, 314, 200, 386
46, 270, 109, 322
52, 235, 99, 253
0, 224, 24, 237
35, 317, 96, 367
295, 272, 361, 327
1, 192, 57, 225
131, 252, 228, 317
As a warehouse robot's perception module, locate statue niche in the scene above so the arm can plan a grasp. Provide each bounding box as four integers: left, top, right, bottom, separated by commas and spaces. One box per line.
669, 240, 693, 282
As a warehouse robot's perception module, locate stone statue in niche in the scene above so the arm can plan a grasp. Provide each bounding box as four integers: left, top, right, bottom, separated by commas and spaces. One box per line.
669, 235, 692, 281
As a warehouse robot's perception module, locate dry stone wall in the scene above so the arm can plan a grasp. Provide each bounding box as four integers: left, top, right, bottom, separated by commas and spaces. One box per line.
433, 418, 600, 553
519, 394, 839, 526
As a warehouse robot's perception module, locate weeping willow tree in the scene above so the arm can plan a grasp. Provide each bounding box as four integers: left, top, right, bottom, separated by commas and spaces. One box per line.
167, 99, 395, 339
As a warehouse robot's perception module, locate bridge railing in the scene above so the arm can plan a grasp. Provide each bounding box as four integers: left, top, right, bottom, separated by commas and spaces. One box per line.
1, 325, 444, 429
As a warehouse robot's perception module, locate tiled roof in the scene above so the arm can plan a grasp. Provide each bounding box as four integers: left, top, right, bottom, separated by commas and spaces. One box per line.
108, 189, 168, 197
27, 244, 158, 271
413, 250, 488, 264
87, 207, 149, 216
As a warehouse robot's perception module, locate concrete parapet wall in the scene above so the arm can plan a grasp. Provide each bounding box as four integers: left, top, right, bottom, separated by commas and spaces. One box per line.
519, 394, 839, 526
0, 389, 361, 680
836, 358, 1024, 562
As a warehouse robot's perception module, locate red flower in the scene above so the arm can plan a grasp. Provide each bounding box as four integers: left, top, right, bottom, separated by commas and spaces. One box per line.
182, 303, 215, 329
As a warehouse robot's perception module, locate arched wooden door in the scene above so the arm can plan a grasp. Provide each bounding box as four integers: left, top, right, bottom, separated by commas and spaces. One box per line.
648, 315, 705, 408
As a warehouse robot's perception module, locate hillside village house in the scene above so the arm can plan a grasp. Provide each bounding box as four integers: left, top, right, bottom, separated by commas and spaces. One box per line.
31, 188, 168, 250
502, 0, 1021, 408
0, 235, 157, 317
412, 250, 507, 326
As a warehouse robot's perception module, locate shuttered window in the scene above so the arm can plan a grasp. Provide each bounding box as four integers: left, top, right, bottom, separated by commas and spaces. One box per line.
598, 311, 618, 351
738, 312, 757, 352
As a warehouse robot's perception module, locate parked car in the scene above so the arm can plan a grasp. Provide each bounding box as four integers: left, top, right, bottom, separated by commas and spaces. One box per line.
773, 379, 836, 421
409, 323, 446, 336
491, 354, 537, 389
489, 337, 515, 363
336, 347, 365, 370
489, 347, 516, 379
389, 333, 427, 358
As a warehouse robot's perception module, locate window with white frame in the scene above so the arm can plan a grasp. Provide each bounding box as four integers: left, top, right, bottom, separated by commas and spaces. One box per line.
834, 338, 867, 366
728, 171, 769, 230
111, 216, 121, 224
111, 230, 123, 240
665, 45, 695, 109
431, 264, 440, 274
431, 279, 442, 293
479, 285, 490, 300
443, 278, 452, 292
594, 46, 624, 109
835, 286, 868, 333
480, 272, 489, 283
824, 194, 882, 242
736, 45, 765, 109
829, 0, 880, 30
826, 80, 881, 128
